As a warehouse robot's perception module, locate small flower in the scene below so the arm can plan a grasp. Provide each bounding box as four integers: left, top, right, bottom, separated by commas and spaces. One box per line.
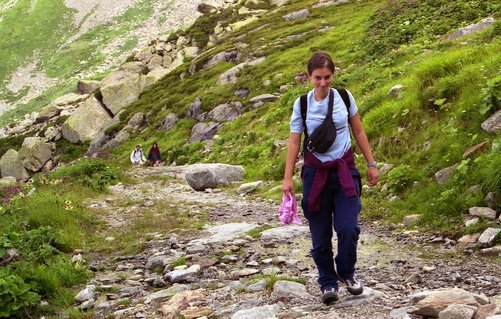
65, 200, 72, 206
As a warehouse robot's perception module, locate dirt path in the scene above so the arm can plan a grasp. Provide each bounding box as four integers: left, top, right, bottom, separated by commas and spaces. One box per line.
83, 165, 500, 319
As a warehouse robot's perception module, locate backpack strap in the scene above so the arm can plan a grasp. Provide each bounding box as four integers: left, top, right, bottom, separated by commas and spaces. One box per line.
300, 94, 308, 138
336, 88, 351, 114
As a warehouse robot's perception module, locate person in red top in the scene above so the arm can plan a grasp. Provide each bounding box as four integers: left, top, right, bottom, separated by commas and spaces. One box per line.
147, 142, 162, 167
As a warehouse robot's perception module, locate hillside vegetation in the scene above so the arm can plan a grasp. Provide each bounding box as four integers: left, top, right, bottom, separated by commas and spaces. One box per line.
0, 0, 500, 317
112, 0, 500, 232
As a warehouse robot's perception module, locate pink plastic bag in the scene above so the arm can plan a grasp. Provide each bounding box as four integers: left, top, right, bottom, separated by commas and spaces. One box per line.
278, 194, 302, 225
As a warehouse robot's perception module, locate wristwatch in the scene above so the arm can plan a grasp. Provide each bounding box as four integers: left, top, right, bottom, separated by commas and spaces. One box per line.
367, 162, 377, 168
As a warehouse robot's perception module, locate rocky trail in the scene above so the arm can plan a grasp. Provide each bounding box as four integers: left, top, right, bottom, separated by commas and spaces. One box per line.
76, 166, 501, 319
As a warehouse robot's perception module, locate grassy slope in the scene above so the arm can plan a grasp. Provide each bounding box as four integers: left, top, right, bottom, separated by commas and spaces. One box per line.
109, 0, 500, 233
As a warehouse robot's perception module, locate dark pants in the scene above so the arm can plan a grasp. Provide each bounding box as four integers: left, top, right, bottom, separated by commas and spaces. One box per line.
302, 166, 362, 292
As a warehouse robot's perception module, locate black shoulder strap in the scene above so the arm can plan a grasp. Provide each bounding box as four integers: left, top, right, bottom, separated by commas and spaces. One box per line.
336, 88, 351, 113
300, 94, 308, 138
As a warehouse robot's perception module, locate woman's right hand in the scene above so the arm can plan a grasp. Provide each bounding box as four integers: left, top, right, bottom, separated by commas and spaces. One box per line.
282, 178, 295, 196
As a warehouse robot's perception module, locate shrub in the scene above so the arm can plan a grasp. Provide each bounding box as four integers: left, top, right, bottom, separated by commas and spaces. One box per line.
387, 164, 418, 193
0, 268, 40, 318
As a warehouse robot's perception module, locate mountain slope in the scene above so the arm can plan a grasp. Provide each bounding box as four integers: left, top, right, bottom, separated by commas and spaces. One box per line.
0, 0, 225, 124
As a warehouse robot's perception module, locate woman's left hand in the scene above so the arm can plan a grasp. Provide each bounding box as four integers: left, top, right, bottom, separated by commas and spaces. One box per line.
367, 167, 379, 187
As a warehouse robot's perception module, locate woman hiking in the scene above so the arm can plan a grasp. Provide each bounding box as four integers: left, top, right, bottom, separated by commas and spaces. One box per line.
282, 52, 379, 304
147, 142, 162, 167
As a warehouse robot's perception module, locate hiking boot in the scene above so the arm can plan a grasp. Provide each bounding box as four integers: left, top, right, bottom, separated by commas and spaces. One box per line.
340, 276, 363, 295
321, 287, 339, 304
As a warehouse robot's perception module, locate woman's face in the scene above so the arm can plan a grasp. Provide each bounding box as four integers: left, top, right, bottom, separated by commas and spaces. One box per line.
309, 67, 333, 95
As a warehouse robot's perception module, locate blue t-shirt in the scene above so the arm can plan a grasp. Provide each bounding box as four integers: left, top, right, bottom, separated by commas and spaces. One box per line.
290, 88, 358, 162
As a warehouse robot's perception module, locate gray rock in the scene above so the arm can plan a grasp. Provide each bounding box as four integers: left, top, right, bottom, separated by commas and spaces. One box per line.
469, 207, 497, 220
272, 280, 311, 299
0, 150, 30, 181
101, 130, 130, 151
388, 84, 404, 97
261, 225, 309, 242
485, 192, 500, 210
190, 122, 219, 143
62, 96, 113, 143
127, 112, 144, 128
476, 304, 501, 319
53, 93, 88, 106
145, 67, 169, 87
481, 109, 501, 134
216, 58, 265, 86
446, 17, 496, 40
44, 126, 62, 141
187, 223, 258, 246
165, 264, 201, 283
159, 113, 179, 131
77, 80, 100, 95
283, 9, 309, 21
250, 94, 279, 104
204, 52, 226, 69
100, 70, 146, 115
465, 218, 479, 227
479, 246, 501, 257
237, 181, 263, 195
18, 137, 52, 172
231, 304, 280, 319
235, 88, 250, 98
438, 303, 477, 319
435, 164, 459, 185
208, 103, 239, 122
409, 288, 480, 317
79, 298, 95, 310
478, 228, 500, 247
403, 214, 421, 226
270, 0, 289, 6
458, 233, 481, 244
75, 285, 96, 303
143, 284, 189, 304
86, 112, 122, 154
185, 163, 245, 191
186, 97, 203, 119
145, 255, 169, 270
147, 54, 164, 70
332, 287, 387, 308
35, 104, 62, 123
246, 279, 268, 292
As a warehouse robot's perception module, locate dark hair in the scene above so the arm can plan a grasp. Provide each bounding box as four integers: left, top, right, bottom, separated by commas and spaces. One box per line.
307, 52, 335, 75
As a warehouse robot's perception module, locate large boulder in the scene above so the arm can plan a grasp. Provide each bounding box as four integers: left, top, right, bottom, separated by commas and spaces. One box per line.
87, 111, 122, 154
208, 103, 239, 122
62, 96, 113, 143
0, 149, 30, 181
77, 80, 100, 94
159, 113, 179, 131
446, 17, 495, 40
100, 70, 146, 115
18, 137, 52, 172
185, 164, 245, 191
35, 104, 62, 123
145, 68, 169, 87
190, 122, 219, 142
481, 109, 501, 134
52, 93, 88, 106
